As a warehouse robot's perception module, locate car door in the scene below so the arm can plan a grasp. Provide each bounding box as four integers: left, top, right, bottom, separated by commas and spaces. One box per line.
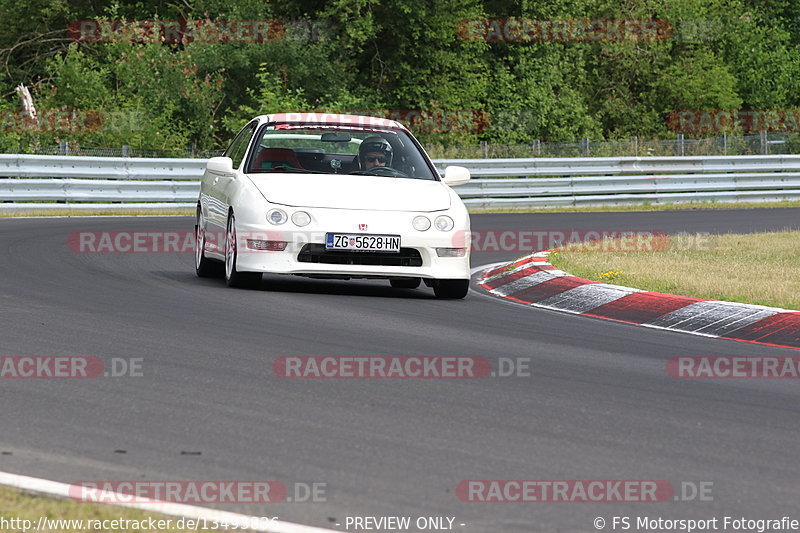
207, 121, 257, 234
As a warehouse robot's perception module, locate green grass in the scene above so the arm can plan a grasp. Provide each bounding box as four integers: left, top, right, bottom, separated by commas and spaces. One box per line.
0, 486, 227, 532
548, 231, 800, 310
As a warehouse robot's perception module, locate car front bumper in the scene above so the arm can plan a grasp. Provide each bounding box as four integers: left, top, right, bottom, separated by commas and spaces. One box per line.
228, 210, 470, 280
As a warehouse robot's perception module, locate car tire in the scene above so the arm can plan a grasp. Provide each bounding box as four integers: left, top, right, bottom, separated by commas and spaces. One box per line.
432, 279, 469, 299
225, 213, 262, 289
195, 208, 223, 278
390, 278, 421, 289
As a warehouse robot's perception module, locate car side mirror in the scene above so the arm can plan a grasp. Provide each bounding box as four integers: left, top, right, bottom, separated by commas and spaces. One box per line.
207, 156, 234, 174
442, 165, 470, 187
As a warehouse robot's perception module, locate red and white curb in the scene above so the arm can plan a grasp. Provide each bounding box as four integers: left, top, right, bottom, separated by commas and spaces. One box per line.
0, 471, 339, 533
474, 251, 800, 350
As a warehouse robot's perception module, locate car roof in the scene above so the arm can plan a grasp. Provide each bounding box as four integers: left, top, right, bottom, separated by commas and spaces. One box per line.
256, 113, 409, 131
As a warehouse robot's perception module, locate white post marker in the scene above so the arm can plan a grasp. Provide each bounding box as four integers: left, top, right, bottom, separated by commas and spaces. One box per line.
15, 84, 37, 121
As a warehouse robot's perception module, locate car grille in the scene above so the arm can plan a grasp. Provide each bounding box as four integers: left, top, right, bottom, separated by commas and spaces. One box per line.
297, 244, 423, 267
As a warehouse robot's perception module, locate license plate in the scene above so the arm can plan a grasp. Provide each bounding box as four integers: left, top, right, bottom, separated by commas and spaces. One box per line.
325, 233, 401, 252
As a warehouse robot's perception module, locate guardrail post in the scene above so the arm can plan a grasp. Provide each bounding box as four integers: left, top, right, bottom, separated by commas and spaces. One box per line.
59, 141, 68, 155
122, 145, 130, 157
480, 140, 488, 158
760, 131, 768, 154
581, 137, 589, 156
533, 139, 541, 156
631, 136, 639, 156
677, 134, 685, 156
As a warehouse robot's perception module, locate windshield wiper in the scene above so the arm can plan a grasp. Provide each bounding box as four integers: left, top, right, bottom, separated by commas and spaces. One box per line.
350, 167, 409, 178
266, 164, 313, 173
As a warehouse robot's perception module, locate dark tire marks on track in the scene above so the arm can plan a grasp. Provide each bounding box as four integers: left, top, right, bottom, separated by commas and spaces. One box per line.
1, 208, 799, 532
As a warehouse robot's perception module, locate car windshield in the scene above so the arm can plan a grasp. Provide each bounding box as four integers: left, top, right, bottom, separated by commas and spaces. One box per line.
245, 125, 437, 180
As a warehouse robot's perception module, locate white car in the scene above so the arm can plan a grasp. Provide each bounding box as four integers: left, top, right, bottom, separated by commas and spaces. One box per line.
195, 113, 472, 298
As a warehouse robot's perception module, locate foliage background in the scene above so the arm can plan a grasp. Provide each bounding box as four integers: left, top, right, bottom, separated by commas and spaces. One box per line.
0, 0, 797, 153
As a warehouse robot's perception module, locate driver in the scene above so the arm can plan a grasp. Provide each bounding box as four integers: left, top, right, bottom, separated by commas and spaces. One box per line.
358, 136, 393, 170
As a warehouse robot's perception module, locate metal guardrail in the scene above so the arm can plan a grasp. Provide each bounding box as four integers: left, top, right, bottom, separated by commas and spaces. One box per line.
435, 155, 800, 177
0, 179, 198, 202
1, 154, 799, 211
0, 155, 204, 210
0, 154, 206, 180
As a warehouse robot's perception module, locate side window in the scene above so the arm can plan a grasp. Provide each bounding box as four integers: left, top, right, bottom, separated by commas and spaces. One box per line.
224, 122, 257, 169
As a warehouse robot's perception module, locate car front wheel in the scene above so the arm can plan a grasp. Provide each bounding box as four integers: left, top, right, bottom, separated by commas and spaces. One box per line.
225, 213, 262, 289
432, 279, 469, 299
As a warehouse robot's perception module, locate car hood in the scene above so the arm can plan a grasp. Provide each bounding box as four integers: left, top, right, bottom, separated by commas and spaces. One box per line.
246, 173, 451, 211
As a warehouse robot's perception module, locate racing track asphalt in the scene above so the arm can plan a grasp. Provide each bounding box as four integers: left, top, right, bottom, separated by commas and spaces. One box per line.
1, 208, 800, 532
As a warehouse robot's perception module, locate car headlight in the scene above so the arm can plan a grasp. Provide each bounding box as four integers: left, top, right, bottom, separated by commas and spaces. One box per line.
434, 215, 454, 231
412, 216, 431, 231
291, 211, 311, 227
267, 209, 287, 225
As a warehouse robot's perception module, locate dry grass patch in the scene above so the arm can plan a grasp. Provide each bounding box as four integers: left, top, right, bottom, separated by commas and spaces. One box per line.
0, 486, 226, 532
470, 200, 800, 214
548, 231, 800, 310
